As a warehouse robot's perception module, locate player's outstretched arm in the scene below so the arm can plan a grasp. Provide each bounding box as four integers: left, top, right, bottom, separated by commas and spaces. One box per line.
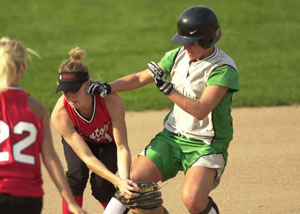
105, 94, 131, 180
86, 69, 154, 97
109, 69, 154, 93
29, 97, 87, 214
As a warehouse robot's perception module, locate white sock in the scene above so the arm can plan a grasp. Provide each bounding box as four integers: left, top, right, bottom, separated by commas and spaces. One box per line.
103, 197, 127, 214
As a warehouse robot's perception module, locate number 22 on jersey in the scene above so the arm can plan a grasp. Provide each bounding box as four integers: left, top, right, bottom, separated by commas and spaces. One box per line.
0, 120, 37, 165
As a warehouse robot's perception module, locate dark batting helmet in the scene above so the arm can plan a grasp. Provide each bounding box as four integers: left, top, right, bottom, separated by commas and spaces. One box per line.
172, 6, 221, 49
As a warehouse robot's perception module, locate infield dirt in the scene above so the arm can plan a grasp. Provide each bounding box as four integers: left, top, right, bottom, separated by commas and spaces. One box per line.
42, 106, 300, 214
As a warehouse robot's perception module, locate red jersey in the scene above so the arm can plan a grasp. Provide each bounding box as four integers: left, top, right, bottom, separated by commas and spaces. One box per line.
0, 88, 43, 197
63, 94, 114, 144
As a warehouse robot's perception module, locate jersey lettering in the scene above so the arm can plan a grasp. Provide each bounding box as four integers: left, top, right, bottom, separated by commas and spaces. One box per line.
89, 122, 112, 142
0, 121, 9, 161
0, 120, 37, 165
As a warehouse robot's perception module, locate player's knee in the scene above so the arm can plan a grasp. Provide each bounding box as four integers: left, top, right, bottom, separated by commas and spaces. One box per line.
66, 176, 87, 195
91, 178, 116, 201
185, 197, 219, 214
130, 156, 163, 182
182, 196, 206, 213
182, 194, 219, 214
129, 169, 139, 181
182, 189, 203, 212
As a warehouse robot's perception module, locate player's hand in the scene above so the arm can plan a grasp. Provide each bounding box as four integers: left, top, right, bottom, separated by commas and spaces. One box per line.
68, 203, 88, 214
147, 61, 173, 95
114, 181, 163, 213
116, 178, 140, 199
86, 82, 111, 97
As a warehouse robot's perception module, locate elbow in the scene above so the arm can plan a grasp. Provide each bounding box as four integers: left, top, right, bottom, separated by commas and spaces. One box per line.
82, 159, 94, 172
195, 115, 205, 121
79, 153, 94, 169
194, 111, 209, 121
192, 105, 211, 120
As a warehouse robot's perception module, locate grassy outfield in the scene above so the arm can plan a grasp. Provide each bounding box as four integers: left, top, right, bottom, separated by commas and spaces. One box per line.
1, 0, 299, 111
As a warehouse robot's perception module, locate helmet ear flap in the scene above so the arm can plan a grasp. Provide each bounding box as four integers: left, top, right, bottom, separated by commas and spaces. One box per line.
198, 39, 213, 49
198, 28, 221, 49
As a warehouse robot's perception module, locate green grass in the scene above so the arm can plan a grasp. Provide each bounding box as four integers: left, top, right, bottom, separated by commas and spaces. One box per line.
1, 0, 300, 111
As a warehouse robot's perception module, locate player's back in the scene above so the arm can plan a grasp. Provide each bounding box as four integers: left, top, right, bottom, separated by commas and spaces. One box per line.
0, 88, 44, 197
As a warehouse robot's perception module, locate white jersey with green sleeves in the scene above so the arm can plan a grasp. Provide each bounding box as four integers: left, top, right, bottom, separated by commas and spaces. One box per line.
160, 45, 239, 146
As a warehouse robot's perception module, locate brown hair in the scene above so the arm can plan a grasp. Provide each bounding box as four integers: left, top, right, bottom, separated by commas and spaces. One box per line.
59, 47, 88, 74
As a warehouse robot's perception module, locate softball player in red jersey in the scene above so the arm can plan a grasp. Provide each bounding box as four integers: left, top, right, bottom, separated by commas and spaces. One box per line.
51, 47, 139, 214
0, 38, 86, 214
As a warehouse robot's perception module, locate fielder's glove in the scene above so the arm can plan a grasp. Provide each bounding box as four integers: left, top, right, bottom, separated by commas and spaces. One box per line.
114, 181, 163, 212
147, 61, 173, 95
86, 82, 111, 97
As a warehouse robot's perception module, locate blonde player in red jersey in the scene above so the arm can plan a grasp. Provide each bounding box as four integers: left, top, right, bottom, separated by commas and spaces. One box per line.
51, 47, 139, 214
0, 37, 87, 214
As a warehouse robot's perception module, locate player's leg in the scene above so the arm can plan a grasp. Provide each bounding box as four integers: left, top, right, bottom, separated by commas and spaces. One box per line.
62, 138, 89, 214
129, 156, 168, 213
131, 130, 182, 182
105, 130, 178, 214
90, 142, 118, 209
126, 131, 182, 214
104, 156, 163, 214
130, 155, 163, 182
178, 135, 225, 214
182, 166, 219, 214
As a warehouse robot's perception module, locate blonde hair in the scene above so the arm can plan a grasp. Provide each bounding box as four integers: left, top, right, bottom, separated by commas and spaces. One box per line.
59, 47, 88, 74
0, 37, 39, 92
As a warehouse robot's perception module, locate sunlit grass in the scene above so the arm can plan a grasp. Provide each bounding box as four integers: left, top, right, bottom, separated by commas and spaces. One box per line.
1, 0, 299, 111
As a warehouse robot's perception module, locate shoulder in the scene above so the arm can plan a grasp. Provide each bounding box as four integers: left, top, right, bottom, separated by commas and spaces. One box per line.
103, 93, 125, 120
51, 95, 75, 134
103, 93, 124, 108
27, 96, 48, 121
160, 47, 181, 74
208, 65, 239, 92
51, 95, 69, 122
212, 65, 237, 75
215, 47, 237, 70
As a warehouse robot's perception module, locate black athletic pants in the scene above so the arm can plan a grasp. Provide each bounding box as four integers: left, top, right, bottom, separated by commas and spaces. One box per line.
0, 193, 42, 214
62, 138, 118, 202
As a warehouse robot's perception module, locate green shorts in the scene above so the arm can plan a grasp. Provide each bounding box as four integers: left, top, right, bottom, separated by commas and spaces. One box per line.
143, 129, 227, 182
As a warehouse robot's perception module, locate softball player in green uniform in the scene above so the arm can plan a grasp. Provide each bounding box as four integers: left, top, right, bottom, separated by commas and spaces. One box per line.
91, 5, 239, 214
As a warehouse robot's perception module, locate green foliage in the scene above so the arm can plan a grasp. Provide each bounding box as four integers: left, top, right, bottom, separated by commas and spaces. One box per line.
1, 0, 299, 111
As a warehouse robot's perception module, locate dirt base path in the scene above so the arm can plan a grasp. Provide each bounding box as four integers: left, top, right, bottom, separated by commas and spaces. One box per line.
42, 106, 300, 214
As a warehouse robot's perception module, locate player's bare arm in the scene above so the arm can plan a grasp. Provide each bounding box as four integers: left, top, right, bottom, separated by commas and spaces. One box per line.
147, 61, 229, 120
51, 96, 139, 199
109, 69, 154, 93
86, 68, 154, 97
104, 94, 140, 197
105, 94, 130, 179
167, 85, 229, 120
29, 96, 86, 214
51, 97, 119, 183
